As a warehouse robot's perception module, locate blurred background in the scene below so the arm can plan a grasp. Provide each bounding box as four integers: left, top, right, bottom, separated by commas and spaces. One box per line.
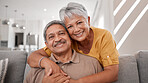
0, 0, 147, 55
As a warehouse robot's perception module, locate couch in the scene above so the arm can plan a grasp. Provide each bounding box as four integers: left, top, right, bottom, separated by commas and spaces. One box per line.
0, 50, 148, 83
0, 50, 29, 83
114, 50, 148, 83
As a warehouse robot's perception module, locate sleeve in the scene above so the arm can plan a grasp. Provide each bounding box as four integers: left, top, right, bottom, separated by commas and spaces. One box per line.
43, 46, 51, 56
24, 68, 44, 83
24, 72, 31, 83
24, 68, 35, 83
99, 30, 119, 67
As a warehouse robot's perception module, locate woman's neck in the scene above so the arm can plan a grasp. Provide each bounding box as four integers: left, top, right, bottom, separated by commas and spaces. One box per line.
77, 28, 94, 54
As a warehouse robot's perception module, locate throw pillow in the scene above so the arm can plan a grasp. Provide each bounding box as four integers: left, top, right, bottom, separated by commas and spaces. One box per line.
0, 58, 8, 83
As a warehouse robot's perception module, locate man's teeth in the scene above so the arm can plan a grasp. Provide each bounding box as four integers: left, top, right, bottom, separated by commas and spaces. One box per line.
56, 43, 63, 47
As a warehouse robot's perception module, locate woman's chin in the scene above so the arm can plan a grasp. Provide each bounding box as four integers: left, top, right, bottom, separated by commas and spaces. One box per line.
73, 36, 86, 42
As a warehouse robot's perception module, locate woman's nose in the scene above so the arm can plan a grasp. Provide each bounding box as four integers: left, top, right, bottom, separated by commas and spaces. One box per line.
73, 26, 81, 32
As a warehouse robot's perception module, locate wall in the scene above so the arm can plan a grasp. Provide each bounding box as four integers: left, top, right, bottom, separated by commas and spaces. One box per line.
113, 0, 148, 54
0, 19, 9, 47
0, 18, 47, 50
91, 0, 114, 35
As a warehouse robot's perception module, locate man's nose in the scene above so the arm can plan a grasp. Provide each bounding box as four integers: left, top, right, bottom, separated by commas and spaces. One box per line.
54, 35, 61, 42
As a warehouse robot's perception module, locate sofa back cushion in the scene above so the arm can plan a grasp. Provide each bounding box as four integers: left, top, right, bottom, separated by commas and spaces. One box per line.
114, 54, 139, 83
0, 51, 27, 83
135, 50, 148, 83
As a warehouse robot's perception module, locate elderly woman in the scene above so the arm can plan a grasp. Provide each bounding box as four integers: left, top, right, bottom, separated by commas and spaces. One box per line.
28, 2, 119, 83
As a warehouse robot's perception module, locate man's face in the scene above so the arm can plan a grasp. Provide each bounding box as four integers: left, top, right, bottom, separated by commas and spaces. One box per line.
45, 24, 71, 54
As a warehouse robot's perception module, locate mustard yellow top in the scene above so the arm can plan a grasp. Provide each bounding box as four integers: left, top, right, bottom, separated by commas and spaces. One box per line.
44, 27, 119, 67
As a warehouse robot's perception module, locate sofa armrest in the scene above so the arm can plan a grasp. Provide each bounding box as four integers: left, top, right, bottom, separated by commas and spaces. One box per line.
114, 54, 139, 83
0, 50, 28, 83
135, 50, 148, 83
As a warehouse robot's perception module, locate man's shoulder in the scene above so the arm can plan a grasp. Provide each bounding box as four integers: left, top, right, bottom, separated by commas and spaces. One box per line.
25, 68, 44, 83
76, 52, 102, 71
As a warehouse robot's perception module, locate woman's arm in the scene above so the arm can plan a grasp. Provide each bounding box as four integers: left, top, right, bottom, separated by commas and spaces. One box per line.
70, 64, 119, 83
27, 48, 48, 67
27, 48, 62, 74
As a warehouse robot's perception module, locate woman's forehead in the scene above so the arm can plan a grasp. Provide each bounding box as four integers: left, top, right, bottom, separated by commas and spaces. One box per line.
64, 15, 86, 24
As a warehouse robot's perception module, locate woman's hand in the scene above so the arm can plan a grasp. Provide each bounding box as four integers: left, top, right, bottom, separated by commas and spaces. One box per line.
41, 57, 62, 74
42, 69, 70, 83
28, 48, 66, 74
41, 57, 68, 76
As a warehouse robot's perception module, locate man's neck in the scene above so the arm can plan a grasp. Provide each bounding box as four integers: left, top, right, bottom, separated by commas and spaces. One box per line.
53, 49, 73, 63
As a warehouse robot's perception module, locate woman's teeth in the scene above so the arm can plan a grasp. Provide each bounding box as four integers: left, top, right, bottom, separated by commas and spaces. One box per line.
75, 32, 83, 37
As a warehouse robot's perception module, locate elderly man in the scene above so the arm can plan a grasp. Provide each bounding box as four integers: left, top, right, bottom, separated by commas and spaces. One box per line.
24, 20, 102, 83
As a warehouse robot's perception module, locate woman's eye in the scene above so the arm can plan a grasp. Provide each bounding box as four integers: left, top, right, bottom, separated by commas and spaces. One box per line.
59, 32, 65, 35
77, 21, 82, 24
67, 25, 72, 29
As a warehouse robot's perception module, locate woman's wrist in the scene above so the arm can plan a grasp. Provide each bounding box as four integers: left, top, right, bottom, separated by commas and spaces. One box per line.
38, 56, 47, 68
40, 57, 52, 68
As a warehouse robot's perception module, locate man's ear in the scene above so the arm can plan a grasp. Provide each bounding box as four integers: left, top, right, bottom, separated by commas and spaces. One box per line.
88, 16, 90, 26
45, 42, 48, 46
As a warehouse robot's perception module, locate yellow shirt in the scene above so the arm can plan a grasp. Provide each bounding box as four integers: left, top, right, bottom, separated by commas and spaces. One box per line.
44, 27, 119, 67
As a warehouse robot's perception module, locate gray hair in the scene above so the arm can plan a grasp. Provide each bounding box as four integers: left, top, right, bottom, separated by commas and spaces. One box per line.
59, 2, 88, 22
43, 20, 67, 43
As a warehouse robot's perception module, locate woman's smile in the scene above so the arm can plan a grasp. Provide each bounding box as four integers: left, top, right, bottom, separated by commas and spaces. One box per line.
74, 30, 84, 37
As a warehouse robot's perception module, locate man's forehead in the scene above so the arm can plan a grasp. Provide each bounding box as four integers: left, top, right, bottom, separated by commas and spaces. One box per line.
46, 24, 66, 34
48, 24, 65, 30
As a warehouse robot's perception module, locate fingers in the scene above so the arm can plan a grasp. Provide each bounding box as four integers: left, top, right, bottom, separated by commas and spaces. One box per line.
46, 69, 52, 76
45, 67, 53, 76
50, 73, 63, 78
57, 76, 70, 83
44, 68, 70, 83
63, 80, 70, 83
49, 73, 70, 83
48, 61, 61, 74
61, 70, 68, 76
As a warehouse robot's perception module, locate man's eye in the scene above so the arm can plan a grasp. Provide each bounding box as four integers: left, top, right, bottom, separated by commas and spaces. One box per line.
49, 36, 54, 39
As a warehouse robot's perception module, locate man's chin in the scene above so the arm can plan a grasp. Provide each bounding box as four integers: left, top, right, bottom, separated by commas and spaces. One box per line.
53, 49, 67, 54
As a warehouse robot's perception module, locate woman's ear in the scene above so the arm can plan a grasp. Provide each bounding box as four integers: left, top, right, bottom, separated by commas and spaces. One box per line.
88, 16, 90, 26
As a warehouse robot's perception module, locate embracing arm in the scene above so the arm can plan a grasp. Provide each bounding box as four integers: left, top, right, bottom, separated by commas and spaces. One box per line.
27, 48, 62, 74
27, 48, 49, 68
70, 64, 119, 83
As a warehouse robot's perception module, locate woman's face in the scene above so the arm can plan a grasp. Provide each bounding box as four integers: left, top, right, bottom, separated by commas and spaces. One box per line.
64, 15, 90, 42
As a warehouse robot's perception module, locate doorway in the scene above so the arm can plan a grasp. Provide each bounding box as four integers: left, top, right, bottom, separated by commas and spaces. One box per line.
15, 33, 24, 47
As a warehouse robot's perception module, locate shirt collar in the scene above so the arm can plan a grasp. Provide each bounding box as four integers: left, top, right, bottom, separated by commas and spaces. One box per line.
49, 49, 79, 64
